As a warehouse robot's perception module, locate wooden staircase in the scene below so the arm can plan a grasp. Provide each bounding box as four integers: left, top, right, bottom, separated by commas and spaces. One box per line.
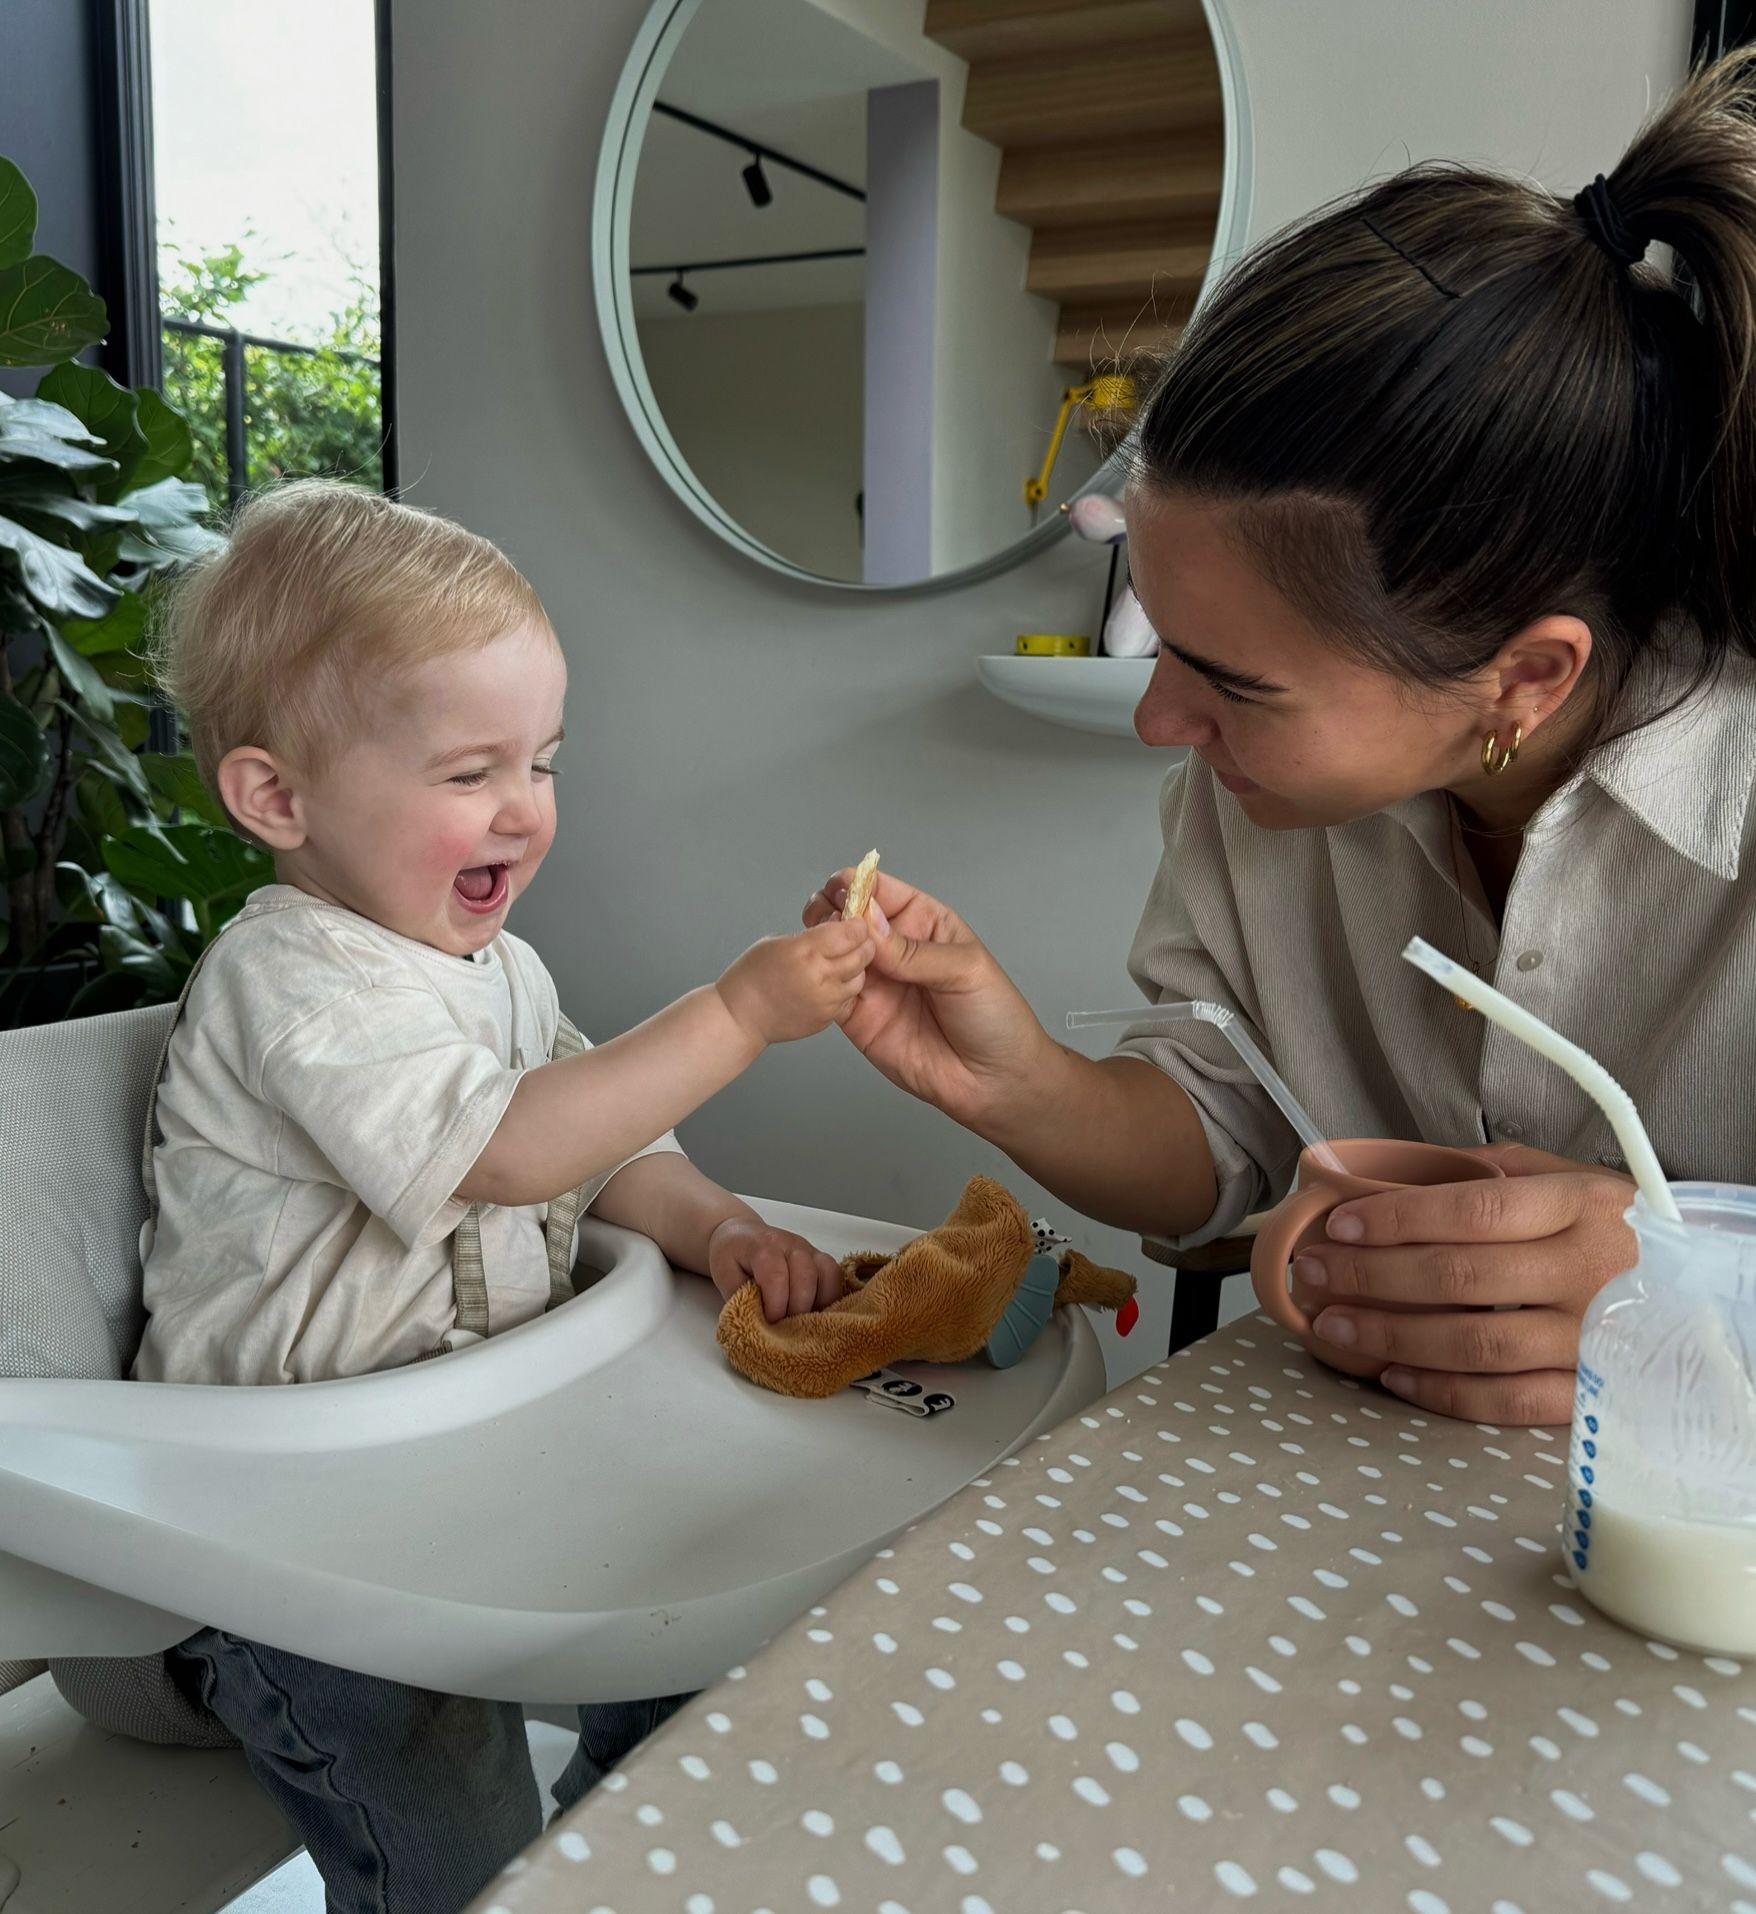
922, 0, 1224, 369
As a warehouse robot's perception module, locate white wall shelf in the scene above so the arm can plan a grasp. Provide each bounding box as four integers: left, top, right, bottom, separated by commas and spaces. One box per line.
977, 655, 1155, 740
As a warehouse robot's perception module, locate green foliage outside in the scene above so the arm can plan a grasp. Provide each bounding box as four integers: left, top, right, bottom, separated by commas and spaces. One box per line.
158, 239, 384, 507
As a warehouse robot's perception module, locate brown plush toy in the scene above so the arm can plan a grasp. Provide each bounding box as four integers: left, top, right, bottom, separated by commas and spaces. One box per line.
717, 1175, 1136, 1399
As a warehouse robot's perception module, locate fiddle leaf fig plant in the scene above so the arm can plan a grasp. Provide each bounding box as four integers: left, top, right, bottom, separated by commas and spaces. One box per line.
0, 154, 269, 1023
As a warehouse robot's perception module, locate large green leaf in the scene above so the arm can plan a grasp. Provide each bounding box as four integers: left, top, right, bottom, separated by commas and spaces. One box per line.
102, 821, 267, 906
75, 770, 132, 840
0, 489, 139, 536
0, 255, 108, 367
98, 646, 153, 692
36, 363, 146, 494
142, 750, 227, 826
63, 699, 149, 801
0, 686, 50, 807
57, 857, 174, 945
0, 391, 116, 475
96, 922, 179, 995
62, 589, 147, 655
115, 475, 222, 567
45, 623, 112, 722
0, 159, 36, 269
0, 509, 119, 619
129, 386, 194, 489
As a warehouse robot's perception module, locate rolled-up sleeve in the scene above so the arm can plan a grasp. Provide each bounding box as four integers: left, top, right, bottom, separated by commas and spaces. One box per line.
1114, 759, 1300, 1247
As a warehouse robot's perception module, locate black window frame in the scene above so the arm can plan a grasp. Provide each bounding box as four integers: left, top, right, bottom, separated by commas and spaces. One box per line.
97, 0, 400, 493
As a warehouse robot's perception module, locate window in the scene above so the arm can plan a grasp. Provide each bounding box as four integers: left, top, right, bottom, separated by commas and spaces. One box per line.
148, 0, 394, 508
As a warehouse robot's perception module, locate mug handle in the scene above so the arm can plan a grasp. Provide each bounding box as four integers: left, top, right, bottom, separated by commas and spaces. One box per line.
1249, 1185, 1339, 1336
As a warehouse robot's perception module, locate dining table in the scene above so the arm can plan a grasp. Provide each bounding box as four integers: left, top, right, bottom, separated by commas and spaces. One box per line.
472, 1312, 1756, 1913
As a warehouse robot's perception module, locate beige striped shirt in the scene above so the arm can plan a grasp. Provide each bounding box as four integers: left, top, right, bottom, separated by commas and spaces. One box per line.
1116, 666, 1756, 1244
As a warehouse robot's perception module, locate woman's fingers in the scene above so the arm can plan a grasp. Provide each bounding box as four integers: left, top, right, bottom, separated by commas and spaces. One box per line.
1310, 1302, 1580, 1373
1293, 1238, 1580, 1309
804, 885, 845, 928
1328, 1171, 1600, 1248
1378, 1364, 1577, 1428
867, 925, 982, 990
814, 1251, 845, 1310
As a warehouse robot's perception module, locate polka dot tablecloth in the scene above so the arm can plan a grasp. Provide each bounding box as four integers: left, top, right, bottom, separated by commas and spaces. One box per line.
474, 1317, 1756, 1913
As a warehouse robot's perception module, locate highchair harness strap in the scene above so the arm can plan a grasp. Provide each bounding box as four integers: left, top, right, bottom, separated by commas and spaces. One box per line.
139, 922, 593, 1363
446, 1010, 589, 1337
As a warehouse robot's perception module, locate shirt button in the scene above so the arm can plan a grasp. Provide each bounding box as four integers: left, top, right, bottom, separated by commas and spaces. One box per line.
1516, 950, 1543, 971
1496, 1120, 1524, 1140
1598, 1150, 1625, 1169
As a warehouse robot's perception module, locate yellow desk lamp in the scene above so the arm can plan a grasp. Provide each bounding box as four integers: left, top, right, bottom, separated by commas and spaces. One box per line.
1024, 374, 1138, 512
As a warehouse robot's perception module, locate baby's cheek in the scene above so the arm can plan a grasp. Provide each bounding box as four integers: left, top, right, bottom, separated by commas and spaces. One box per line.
424, 828, 486, 876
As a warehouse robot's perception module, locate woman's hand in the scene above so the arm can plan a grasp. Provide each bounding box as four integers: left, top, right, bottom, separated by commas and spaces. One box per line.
804, 869, 1054, 1131
1291, 1144, 1638, 1425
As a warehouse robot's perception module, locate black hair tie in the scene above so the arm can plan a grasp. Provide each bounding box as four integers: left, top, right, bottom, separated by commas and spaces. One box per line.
1574, 173, 1648, 266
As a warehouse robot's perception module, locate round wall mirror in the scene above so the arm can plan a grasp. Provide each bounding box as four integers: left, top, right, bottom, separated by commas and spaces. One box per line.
594, 0, 1251, 592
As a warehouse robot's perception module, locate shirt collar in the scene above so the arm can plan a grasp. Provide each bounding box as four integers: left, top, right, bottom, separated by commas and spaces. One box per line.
1575, 660, 1756, 881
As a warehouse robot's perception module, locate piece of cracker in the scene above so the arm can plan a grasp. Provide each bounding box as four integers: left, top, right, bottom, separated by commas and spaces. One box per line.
843, 848, 880, 921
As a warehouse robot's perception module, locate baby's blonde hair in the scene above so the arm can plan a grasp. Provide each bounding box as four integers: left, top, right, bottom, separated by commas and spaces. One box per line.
152, 479, 550, 794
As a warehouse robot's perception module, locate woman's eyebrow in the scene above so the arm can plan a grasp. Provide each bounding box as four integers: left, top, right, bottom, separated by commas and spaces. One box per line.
1164, 640, 1288, 696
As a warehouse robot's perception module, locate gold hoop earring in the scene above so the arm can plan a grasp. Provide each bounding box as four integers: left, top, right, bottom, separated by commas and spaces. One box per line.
1481, 720, 1523, 778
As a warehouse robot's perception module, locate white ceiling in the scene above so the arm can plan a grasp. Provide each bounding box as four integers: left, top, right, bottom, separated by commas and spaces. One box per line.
631, 0, 931, 319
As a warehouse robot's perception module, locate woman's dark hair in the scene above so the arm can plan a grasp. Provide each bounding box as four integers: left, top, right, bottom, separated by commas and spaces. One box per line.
1133, 49, 1756, 742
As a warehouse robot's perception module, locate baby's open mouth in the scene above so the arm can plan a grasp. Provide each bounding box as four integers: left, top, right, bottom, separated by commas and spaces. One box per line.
453, 863, 511, 913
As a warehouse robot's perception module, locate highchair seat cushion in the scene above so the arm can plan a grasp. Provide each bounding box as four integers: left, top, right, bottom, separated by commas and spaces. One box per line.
0, 1003, 235, 1749
0, 1004, 171, 1383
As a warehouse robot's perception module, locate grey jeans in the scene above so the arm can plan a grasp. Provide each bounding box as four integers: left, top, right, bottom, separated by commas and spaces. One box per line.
170, 1628, 690, 1914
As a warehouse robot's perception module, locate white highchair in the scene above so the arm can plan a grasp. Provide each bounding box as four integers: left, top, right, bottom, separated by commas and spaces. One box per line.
0, 1005, 1106, 1912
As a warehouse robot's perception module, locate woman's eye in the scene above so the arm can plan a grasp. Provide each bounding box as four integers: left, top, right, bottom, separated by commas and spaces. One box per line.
534, 761, 558, 778
1211, 682, 1254, 707
449, 770, 489, 787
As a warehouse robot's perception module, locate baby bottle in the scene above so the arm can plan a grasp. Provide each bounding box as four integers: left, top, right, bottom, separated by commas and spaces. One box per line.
1567, 1182, 1756, 1656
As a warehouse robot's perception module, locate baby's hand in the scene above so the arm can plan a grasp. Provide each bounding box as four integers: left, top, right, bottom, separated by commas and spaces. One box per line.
709, 1218, 845, 1320
717, 918, 874, 1046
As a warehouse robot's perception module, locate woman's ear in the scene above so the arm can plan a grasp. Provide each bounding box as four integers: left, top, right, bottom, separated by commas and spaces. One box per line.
1490, 614, 1593, 733
217, 746, 305, 851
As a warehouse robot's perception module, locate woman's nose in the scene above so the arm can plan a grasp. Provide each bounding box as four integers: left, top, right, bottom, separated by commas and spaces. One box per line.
1133, 663, 1216, 750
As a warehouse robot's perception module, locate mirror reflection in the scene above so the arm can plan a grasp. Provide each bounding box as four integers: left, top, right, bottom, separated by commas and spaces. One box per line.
627, 0, 1227, 586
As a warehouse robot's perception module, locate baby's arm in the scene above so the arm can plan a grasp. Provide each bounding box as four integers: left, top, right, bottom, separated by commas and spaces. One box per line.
456, 916, 873, 1210
590, 1153, 843, 1319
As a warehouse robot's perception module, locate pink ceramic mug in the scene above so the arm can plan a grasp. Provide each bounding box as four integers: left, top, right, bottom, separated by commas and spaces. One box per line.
1250, 1140, 1507, 1380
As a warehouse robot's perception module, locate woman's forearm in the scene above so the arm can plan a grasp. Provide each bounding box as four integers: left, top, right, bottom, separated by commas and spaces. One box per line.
977, 1047, 1217, 1241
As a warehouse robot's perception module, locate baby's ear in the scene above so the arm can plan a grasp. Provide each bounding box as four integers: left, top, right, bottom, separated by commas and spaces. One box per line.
217, 746, 305, 850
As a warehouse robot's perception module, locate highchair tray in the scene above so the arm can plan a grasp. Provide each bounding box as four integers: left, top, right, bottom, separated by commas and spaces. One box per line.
0, 1198, 1105, 1702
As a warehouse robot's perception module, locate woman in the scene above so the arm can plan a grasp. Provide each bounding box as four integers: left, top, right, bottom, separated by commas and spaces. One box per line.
808, 54, 1756, 1427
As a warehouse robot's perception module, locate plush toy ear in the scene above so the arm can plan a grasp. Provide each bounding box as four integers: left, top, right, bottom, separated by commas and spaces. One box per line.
1053, 1250, 1136, 1313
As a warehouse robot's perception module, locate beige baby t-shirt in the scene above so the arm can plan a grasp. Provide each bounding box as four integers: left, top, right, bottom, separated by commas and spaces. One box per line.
132, 885, 682, 1385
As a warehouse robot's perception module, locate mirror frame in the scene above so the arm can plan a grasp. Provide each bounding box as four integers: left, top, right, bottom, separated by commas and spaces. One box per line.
593, 0, 1255, 596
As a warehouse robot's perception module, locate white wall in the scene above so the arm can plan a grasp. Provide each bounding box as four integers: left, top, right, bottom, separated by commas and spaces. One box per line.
392, 0, 1690, 1383
638, 304, 864, 579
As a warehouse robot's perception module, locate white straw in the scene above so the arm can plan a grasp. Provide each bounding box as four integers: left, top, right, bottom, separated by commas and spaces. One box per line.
1401, 937, 1681, 1224
1068, 1000, 1347, 1175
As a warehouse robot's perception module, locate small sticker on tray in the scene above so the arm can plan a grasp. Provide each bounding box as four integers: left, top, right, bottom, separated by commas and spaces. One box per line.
851, 1368, 955, 1417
